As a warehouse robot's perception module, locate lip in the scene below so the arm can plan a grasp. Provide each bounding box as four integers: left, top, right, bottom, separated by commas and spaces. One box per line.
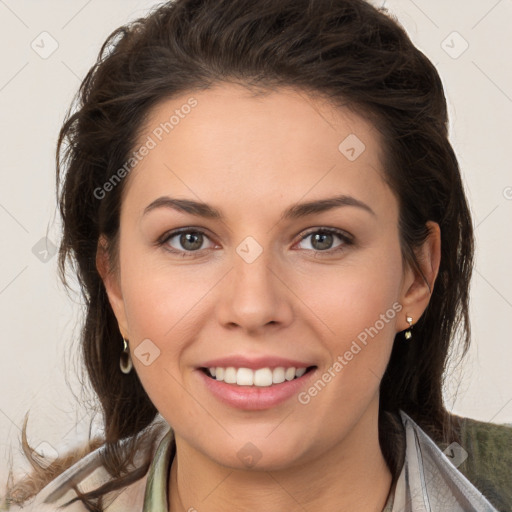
196, 366, 318, 410
198, 355, 314, 370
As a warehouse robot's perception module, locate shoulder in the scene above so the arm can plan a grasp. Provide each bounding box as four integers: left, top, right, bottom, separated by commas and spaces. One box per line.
398, 410, 498, 510
404, 410, 512, 511
7, 417, 171, 512
454, 414, 512, 511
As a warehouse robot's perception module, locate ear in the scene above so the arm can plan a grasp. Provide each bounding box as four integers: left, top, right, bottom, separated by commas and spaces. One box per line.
96, 234, 129, 338
397, 221, 441, 331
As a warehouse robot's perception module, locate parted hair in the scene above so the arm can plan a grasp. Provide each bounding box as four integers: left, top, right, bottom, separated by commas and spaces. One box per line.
6, 0, 473, 509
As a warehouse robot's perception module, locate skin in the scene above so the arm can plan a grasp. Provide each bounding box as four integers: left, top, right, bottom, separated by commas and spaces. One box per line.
97, 82, 441, 512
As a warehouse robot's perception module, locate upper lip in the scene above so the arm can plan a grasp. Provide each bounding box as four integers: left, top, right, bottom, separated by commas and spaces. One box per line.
199, 355, 316, 370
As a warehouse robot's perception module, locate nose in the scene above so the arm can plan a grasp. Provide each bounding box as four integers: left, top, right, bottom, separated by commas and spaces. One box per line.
215, 245, 294, 334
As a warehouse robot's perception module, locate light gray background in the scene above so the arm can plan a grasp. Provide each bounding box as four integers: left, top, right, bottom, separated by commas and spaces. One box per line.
1, 0, 511, 483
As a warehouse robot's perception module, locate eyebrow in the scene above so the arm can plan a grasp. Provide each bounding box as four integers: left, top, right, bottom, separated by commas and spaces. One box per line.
142, 194, 376, 220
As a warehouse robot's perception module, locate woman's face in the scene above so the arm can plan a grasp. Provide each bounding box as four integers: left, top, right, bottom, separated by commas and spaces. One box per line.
100, 83, 438, 470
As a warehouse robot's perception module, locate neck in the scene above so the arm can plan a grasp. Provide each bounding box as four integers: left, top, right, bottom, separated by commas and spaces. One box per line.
168, 401, 392, 512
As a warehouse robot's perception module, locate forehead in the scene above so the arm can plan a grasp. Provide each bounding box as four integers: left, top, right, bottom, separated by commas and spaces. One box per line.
122, 82, 394, 220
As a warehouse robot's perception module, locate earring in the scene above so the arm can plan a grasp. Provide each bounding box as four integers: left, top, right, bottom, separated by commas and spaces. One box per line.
404, 315, 414, 340
120, 337, 133, 374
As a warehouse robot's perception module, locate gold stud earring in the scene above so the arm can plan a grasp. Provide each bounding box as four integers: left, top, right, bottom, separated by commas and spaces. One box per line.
404, 315, 413, 340
120, 337, 133, 374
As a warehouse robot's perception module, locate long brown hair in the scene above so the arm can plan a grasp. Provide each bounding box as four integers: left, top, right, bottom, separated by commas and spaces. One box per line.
6, 0, 474, 509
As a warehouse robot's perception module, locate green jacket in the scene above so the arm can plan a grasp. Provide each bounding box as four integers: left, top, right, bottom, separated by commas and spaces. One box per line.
453, 415, 512, 511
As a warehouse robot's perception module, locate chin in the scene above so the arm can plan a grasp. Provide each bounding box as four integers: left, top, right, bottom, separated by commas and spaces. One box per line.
202, 435, 308, 472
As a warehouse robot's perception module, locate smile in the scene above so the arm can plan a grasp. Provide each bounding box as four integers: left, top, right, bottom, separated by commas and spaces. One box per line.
202, 366, 316, 387
197, 364, 318, 410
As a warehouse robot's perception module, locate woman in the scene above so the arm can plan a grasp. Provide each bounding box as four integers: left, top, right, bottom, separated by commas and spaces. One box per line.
4, 0, 511, 510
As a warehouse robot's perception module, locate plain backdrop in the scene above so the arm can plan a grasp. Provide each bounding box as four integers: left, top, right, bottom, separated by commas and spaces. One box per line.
1, 0, 511, 483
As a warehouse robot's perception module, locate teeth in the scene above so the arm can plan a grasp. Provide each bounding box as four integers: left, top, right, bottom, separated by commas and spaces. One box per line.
285, 367, 296, 381
224, 367, 237, 384
254, 368, 273, 386
209, 366, 309, 386
237, 367, 254, 386
295, 367, 306, 378
272, 367, 285, 384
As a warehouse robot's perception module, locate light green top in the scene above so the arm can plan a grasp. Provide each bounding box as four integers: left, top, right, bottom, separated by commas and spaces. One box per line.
142, 428, 175, 511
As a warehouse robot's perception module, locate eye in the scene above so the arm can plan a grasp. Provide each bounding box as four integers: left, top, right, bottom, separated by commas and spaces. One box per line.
295, 228, 353, 254
158, 228, 216, 256
157, 226, 353, 257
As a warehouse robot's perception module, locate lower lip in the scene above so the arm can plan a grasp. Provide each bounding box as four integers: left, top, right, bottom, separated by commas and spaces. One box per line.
196, 368, 317, 410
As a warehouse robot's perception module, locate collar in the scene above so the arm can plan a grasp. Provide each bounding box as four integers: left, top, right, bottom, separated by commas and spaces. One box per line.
141, 410, 498, 511
392, 410, 497, 511
22, 410, 498, 511
142, 426, 174, 511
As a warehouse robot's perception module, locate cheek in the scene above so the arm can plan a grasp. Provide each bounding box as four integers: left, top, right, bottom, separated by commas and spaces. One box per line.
118, 245, 224, 404
308, 252, 402, 344
301, 245, 403, 404
120, 238, 214, 340
119, 261, 200, 419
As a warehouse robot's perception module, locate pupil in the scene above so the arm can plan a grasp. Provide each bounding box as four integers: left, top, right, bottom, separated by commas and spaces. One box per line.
181, 232, 202, 250
313, 232, 332, 250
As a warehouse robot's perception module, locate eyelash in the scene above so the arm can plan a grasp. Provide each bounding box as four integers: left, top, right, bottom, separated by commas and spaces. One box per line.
156, 227, 354, 258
